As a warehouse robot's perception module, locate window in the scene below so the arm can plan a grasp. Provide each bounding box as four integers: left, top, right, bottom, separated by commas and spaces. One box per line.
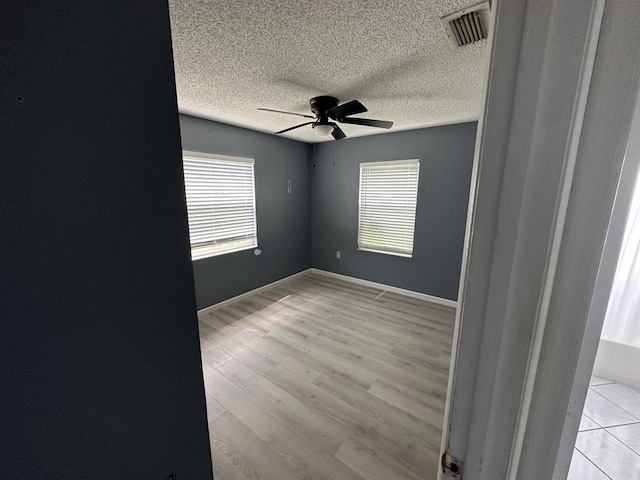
182, 151, 257, 260
358, 159, 420, 257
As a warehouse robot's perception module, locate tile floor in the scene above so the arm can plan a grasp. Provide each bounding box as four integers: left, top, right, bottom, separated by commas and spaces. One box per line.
568, 376, 640, 480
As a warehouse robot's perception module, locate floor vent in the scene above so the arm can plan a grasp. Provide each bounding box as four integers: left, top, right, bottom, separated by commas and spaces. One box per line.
442, 2, 491, 47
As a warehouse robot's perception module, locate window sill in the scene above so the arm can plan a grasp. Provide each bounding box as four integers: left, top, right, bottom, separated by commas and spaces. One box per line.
192, 243, 257, 261
357, 247, 413, 258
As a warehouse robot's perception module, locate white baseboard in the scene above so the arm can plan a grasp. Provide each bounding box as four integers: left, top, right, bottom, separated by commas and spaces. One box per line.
197, 269, 311, 316
593, 338, 640, 391
197, 267, 458, 316
309, 268, 458, 309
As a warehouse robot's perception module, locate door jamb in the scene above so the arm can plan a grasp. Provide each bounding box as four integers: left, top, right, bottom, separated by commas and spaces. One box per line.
438, 0, 640, 478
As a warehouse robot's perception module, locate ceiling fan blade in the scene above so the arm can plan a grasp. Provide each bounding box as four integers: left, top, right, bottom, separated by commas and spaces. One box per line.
338, 117, 393, 129
258, 107, 315, 119
274, 121, 315, 135
327, 100, 367, 119
331, 124, 346, 140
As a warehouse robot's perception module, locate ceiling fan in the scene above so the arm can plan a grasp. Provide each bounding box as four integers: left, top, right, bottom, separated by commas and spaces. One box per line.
258, 96, 393, 140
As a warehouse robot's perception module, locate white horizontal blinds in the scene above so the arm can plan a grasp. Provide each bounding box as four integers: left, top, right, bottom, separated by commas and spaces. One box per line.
183, 153, 257, 260
358, 159, 420, 256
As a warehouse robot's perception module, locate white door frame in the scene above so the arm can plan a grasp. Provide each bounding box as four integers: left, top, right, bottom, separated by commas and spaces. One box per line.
551, 67, 640, 480
439, 0, 640, 479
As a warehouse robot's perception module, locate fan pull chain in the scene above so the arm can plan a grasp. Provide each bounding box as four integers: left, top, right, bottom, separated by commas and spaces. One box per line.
333, 139, 336, 167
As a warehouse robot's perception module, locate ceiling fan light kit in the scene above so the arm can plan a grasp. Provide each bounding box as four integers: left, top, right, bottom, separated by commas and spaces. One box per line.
258, 95, 393, 140
313, 124, 334, 136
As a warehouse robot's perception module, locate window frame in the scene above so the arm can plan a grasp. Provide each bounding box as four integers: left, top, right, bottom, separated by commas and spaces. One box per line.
357, 159, 420, 258
182, 150, 258, 261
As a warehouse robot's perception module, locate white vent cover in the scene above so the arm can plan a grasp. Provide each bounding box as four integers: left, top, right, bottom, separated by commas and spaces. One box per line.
442, 2, 491, 47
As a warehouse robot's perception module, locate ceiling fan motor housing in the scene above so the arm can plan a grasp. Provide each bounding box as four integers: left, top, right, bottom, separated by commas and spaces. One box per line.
309, 96, 339, 118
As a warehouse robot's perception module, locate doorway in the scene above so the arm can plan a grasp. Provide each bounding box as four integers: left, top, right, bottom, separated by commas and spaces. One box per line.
566, 94, 640, 480
437, 0, 640, 479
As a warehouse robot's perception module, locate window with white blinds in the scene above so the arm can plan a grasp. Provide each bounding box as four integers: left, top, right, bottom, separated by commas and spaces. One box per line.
358, 159, 420, 257
182, 152, 257, 260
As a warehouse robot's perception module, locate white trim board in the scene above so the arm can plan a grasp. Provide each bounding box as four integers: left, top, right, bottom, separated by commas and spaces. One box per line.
197, 269, 311, 316
310, 268, 458, 309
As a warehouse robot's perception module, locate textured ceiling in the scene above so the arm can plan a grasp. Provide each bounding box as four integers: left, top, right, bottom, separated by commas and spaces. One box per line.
169, 0, 489, 143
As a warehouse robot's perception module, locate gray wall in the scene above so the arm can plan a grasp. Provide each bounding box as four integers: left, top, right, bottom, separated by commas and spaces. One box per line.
179, 115, 311, 309
0, 2, 212, 478
310, 123, 476, 301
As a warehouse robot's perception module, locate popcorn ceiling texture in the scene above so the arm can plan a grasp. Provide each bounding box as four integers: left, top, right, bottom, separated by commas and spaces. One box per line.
169, 0, 488, 143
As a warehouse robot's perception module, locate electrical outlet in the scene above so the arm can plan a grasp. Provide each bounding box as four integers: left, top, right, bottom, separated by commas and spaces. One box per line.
336, 251, 341, 259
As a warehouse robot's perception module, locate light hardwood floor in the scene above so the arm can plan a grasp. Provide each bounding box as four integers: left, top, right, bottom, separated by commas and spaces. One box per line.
198, 272, 455, 480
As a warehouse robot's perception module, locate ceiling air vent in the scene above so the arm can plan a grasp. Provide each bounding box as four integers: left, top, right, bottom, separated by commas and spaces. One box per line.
441, 2, 491, 47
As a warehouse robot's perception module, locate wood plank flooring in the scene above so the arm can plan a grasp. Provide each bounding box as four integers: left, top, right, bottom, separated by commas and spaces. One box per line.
198, 272, 455, 480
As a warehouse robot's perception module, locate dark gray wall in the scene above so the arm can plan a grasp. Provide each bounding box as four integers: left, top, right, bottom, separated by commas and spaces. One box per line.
179, 115, 311, 309
0, 2, 212, 478
310, 124, 476, 301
